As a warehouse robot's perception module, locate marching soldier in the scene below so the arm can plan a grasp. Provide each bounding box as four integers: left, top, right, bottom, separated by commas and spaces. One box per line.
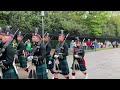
28, 28, 48, 79
0, 26, 19, 79
44, 33, 54, 78
0, 30, 4, 78
16, 31, 27, 69
71, 37, 88, 79
53, 30, 69, 79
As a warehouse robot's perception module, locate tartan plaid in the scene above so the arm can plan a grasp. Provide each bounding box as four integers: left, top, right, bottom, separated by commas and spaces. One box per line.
18, 55, 27, 68
2, 67, 19, 79
71, 58, 86, 71
36, 64, 48, 79
46, 56, 54, 70
59, 59, 69, 75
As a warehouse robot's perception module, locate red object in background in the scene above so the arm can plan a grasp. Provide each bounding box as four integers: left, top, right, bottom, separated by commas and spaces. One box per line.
86, 41, 92, 46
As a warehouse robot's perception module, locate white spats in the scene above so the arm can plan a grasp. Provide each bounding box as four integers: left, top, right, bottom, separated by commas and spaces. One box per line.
85, 74, 88, 79
46, 69, 49, 73
72, 76, 75, 79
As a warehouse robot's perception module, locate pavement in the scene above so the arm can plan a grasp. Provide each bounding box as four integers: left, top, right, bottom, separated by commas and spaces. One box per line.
17, 48, 120, 79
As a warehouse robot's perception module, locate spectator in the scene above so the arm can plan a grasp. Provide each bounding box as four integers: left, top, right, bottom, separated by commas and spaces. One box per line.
112, 41, 116, 48
82, 41, 86, 50
93, 39, 98, 49
12, 39, 17, 50
86, 39, 92, 50
25, 39, 32, 56
70, 40, 76, 54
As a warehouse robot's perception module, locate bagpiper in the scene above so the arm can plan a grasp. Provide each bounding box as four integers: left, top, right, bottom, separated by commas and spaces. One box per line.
44, 33, 54, 78
71, 37, 88, 79
53, 30, 69, 79
0, 26, 19, 79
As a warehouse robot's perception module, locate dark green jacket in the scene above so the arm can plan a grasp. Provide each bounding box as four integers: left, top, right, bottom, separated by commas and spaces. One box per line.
46, 43, 51, 56
33, 42, 46, 62
17, 41, 25, 55
53, 42, 68, 59
73, 45, 85, 60
0, 44, 15, 68
0, 40, 3, 48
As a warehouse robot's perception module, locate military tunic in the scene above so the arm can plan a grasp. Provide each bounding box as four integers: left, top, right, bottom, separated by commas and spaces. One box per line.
53, 42, 69, 75
17, 41, 27, 68
0, 44, 19, 79
32, 42, 48, 79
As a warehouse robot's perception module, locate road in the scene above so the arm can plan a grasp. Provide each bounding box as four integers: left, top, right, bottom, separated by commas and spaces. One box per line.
17, 48, 120, 79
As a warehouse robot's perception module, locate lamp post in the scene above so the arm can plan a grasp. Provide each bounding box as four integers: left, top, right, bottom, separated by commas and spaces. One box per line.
41, 11, 45, 43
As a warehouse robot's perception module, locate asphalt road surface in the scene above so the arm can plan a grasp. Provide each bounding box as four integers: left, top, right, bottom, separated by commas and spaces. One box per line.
17, 48, 120, 79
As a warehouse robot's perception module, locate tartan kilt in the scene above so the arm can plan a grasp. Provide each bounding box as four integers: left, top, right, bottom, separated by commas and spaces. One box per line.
46, 55, 54, 70
2, 67, 19, 79
59, 59, 69, 75
36, 64, 48, 79
71, 58, 86, 71
18, 55, 27, 68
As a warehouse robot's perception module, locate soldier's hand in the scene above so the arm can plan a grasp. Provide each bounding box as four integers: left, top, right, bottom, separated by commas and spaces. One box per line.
48, 61, 52, 64
74, 55, 79, 58
27, 56, 33, 61
54, 55, 59, 58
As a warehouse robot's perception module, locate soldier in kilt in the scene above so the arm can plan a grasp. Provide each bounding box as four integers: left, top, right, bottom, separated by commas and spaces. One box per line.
29, 28, 48, 79
44, 34, 54, 78
0, 26, 19, 79
53, 31, 69, 79
16, 31, 27, 69
71, 37, 88, 79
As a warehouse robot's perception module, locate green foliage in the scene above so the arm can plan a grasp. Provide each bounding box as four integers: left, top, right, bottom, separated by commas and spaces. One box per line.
0, 11, 120, 37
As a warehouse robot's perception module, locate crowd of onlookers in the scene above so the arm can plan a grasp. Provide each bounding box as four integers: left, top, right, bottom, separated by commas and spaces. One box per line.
11, 38, 119, 55
69, 39, 119, 54
12, 39, 32, 56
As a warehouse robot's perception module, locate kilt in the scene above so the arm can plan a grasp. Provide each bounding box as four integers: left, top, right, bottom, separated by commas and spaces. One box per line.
46, 55, 54, 70
18, 55, 27, 68
36, 64, 48, 79
71, 58, 86, 71
2, 67, 19, 79
59, 59, 69, 75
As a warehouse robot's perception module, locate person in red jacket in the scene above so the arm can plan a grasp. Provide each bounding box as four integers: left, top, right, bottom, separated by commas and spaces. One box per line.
86, 39, 92, 50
